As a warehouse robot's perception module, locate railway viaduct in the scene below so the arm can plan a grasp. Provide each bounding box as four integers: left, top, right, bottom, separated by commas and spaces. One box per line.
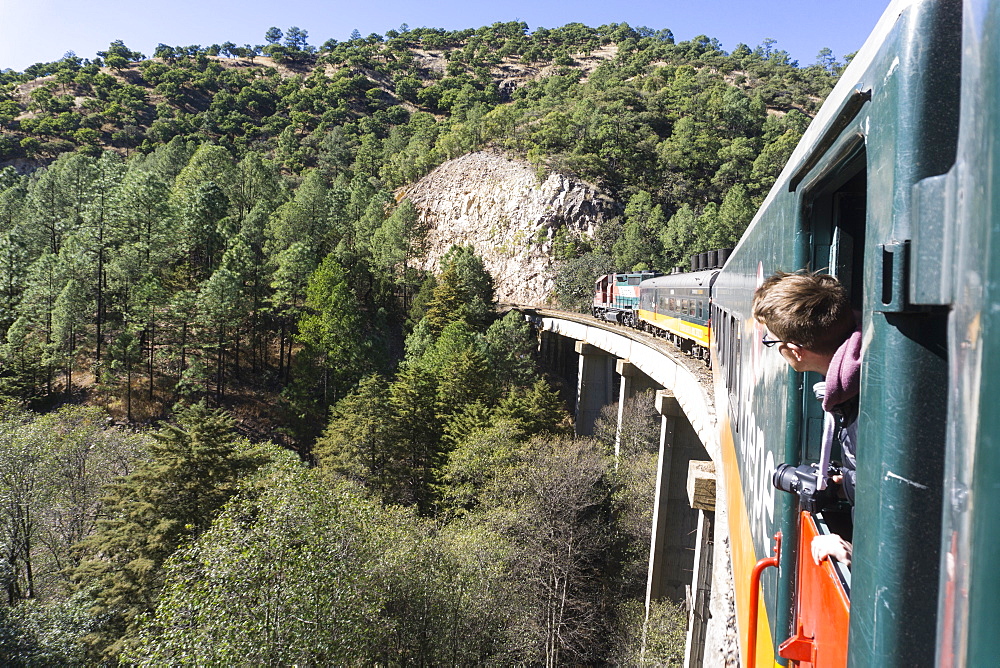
520, 308, 736, 666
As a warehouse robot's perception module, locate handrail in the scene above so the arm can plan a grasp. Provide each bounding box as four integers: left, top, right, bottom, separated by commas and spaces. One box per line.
748, 532, 782, 668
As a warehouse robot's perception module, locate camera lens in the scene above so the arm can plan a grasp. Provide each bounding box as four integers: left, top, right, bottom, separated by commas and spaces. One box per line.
772, 463, 801, 493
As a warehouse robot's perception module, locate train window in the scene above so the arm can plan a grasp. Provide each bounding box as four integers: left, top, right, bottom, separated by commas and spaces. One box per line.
726, 316, 740, 390
735, 319, 741, 393
801, 149, 867, 465
714, 305, 724, 366
628, 276, 641, 286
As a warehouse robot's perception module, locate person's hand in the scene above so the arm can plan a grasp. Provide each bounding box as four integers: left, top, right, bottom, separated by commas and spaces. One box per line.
811, 533, 852, 567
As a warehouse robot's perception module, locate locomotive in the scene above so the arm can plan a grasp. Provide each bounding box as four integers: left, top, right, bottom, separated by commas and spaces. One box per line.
707, 0, 1000, 666
591, 250, 729, 363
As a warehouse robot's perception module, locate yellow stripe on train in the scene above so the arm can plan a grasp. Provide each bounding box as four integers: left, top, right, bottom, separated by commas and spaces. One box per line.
637, 310, 711, 347
719, 414, 781, 668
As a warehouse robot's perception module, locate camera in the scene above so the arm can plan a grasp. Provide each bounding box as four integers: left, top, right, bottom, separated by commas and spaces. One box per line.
772, 462, 843, 512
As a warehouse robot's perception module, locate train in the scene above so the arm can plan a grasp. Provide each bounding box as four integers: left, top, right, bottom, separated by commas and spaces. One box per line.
591, 251, 730, 364
598, 1, 1000, 665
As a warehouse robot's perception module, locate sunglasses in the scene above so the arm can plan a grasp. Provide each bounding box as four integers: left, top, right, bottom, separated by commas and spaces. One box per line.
761, 332, 784, 348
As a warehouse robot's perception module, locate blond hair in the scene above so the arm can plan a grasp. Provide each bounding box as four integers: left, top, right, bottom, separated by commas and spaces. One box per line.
752, 271, 854, 354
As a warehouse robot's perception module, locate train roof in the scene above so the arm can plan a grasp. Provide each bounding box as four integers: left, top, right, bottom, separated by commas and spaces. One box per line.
612, 270, 661, 281
640, 269, 719, 289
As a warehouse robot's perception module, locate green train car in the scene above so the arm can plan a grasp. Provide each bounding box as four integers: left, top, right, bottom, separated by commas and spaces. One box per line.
711, 0, 998, 665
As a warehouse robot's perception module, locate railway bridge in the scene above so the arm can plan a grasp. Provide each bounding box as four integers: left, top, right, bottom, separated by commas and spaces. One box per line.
519, 308, 735, 666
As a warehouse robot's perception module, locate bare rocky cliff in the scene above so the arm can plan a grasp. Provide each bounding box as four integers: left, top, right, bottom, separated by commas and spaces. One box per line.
401, 151, 618, 305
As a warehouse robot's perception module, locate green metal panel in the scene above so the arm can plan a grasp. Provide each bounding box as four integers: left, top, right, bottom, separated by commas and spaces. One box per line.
939, 1, 1000, 664
848, 1, 960, 664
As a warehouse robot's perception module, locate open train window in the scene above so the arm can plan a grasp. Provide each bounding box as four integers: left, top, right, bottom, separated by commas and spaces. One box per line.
796, 147, 867, 583
800, 149, 867, 465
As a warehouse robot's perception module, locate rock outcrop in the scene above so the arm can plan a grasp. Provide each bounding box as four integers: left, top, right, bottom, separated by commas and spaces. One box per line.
402, 151, 618, 305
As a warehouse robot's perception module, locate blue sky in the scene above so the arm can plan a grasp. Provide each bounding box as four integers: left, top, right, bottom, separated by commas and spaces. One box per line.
1, 0, 889, 73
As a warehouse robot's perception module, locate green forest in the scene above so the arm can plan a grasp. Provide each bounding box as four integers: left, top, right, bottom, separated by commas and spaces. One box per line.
0, 22, 844, 664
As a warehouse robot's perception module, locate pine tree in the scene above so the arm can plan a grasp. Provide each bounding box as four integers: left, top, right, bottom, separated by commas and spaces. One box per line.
197, 238, 256, 401
314, 374, 397, 497
49, 277, 88, 393
613, 191, 665, 271
285, 254, 373, 441
10, 253, 63, 395
370, 198, 426, 287
484, 310, 539, 391
659, 204, 699, 270
265, 168, 331, 257
493, 378, 566, 436
423, 246, 495, 335
20, 153, 96, 257
71, 402, 265, 661
387, 364, 441, 512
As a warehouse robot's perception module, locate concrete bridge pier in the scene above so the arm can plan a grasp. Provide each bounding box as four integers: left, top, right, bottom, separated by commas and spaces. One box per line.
615, 359, 661, 458
683, 461, 716, 668
574, 341, 617, 436
646, 390, 712, 606
538, 329, 579, 408
539, 329, 571, 376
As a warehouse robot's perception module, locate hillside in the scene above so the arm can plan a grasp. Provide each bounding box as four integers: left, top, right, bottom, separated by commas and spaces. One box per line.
0, 21, 844, 423
1, 24, 837, 167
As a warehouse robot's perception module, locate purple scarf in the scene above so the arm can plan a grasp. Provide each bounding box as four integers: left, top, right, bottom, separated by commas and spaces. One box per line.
822, 324, 862, 411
